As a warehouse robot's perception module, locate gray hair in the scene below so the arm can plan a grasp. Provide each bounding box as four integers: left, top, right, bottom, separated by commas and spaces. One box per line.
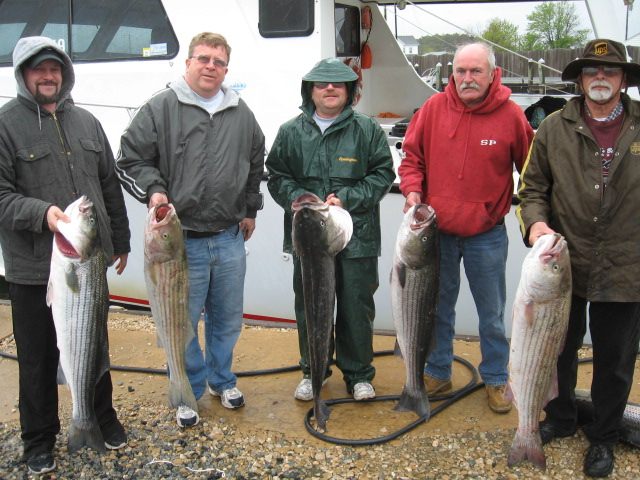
453, 42, 496, 71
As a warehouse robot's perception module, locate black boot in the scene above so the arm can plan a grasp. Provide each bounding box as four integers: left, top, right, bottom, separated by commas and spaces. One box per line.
539, 420, 576, 445
584, 444, 614, 478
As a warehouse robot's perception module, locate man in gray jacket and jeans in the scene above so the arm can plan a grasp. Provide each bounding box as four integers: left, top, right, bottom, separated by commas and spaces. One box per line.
117, 32, 265, 427
0, 36, 131, 474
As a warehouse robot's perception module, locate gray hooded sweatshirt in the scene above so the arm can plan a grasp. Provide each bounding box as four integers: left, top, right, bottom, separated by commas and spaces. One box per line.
0, 36, 130, 284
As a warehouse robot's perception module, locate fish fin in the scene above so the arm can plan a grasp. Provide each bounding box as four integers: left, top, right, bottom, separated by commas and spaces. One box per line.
395, 387, 430, 419
65, 263, 80, 293
168, 378, 199, 411
394, 263, 407, 289
504, 382, 515, 406
543, 369, 560, 407
46, 278, 54, 307
68, 417, 106, 453
313, 399, 331, 432
56, 362, 67, 385
507, 430, 546, 469
524, 301, 536, 327
393, 338, 403, 358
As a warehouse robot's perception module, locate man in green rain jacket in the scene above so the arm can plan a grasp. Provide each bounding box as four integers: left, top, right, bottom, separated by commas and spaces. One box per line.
266, 58, 395, 402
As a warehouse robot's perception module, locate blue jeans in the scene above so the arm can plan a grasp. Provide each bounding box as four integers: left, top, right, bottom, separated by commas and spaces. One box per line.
425, 223, 509, 385
184, 224, 246, 399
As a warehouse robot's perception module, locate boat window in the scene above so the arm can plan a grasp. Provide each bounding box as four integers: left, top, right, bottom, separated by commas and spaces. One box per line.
335, 4, 360, 57
0, 0, 178, 66
258, 0, 314, 38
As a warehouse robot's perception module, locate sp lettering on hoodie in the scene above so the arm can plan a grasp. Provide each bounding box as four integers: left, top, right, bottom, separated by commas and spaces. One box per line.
480, 139, 497, 146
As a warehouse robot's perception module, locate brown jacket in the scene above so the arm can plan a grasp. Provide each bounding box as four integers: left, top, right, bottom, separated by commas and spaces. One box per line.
516, 93, 640, 302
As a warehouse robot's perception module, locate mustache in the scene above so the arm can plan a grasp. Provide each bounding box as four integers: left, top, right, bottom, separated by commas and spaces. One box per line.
589, 80, 613, 90
460, 81, 480, 91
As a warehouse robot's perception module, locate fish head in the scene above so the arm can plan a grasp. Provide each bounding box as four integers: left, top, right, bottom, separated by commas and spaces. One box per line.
523, 233, 571, 300
144, 203, 184, 263
395, 204, 438, 269
291, 193, 353, 257
54, 195, 98, 260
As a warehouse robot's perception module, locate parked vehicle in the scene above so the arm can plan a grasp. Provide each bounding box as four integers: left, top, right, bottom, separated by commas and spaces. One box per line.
0, 0, 637, 336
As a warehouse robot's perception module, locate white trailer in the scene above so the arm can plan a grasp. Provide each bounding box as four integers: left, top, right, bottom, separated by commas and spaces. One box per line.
0, 0, 637, 336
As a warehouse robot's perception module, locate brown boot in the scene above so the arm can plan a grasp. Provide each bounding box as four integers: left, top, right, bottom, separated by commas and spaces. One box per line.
486, 384, 511, 413
424, 374, 452, 396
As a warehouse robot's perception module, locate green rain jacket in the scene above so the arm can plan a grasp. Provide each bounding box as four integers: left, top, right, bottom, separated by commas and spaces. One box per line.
266, 59, 395, 258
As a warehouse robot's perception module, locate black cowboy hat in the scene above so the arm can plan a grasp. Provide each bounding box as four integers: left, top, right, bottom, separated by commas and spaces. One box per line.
561, 39, 640, 87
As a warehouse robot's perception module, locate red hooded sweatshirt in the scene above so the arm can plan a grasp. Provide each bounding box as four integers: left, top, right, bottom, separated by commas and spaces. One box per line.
399, 68, 534, 237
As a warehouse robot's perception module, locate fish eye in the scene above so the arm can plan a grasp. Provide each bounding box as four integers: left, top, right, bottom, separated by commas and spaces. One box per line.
162, 233, 169, 239
552, 264, 559, 271
320, 220, 326, 228
421, 236, 428, 242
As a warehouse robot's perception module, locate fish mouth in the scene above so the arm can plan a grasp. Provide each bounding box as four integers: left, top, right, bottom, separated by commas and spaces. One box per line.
54, 232, 80, 258
150, 203, 176, 226
410, 204, 436, 231
538, 233, 566, 263
292, 193, 327, 213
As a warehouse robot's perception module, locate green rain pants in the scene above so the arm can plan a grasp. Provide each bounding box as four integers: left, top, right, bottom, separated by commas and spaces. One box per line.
293, 255, 378, 392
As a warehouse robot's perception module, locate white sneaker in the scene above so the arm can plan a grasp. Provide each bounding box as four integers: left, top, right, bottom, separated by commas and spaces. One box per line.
294, 377, 329, 401
353, 382, 376, 401
176, 405, 200, 428
294, 378, 313, 401
208, 386, 245, 409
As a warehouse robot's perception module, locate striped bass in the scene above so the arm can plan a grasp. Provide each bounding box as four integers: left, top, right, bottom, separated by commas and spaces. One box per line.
292, 193, 352, 431
507, 233, 572, 469
47, 195, 109, 453
390, 204, 438, 418
143, 204, 197, 413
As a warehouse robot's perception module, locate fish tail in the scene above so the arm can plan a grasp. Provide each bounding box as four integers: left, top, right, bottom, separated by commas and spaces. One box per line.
168, 378, 198, 411
395, 387, 431, 418
507, 430, 546, 469
314, 399, 331, 432
68, 417, 106, 453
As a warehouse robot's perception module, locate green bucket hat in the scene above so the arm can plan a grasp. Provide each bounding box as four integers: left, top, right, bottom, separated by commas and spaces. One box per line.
561, 38, 640, 87
302, 58, 358, 83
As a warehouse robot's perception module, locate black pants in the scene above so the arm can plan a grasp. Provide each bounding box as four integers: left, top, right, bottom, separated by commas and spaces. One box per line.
9, 282, 120, 459
544, 295, 640, 446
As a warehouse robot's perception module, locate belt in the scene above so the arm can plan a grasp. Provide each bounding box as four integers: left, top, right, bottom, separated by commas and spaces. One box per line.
185, 230, 224, 238
496, 218, 504, 225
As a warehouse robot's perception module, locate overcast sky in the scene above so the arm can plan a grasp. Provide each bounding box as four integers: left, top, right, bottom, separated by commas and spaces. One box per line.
379, 1, 594, 39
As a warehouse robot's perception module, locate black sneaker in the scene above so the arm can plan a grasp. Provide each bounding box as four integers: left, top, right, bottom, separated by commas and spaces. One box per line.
104, 428, 128, 450
27, 452, 56, 474
102, 418, 128, 450
539, 420, 576, 445
584, 443, 614, 477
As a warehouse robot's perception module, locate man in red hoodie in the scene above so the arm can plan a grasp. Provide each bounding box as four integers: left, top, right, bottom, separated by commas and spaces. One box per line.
399, 42, 534, 413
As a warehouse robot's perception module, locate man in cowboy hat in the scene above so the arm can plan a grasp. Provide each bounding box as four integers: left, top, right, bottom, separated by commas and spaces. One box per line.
517, 39, 640, 477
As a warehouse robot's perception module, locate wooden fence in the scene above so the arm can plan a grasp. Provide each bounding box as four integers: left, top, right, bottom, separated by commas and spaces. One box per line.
407, 46, 640, 93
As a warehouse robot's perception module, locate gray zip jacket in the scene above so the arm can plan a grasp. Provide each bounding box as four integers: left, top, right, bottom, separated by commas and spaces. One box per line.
0, 36, 130, 284
116, 77, 265, 232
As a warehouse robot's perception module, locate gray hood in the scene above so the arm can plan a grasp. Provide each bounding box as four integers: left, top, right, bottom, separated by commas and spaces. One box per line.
169, 76, 240, 113
12, 36, 75, 108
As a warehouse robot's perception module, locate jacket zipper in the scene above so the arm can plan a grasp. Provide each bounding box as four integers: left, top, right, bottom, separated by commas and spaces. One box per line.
51, 112, 78, 196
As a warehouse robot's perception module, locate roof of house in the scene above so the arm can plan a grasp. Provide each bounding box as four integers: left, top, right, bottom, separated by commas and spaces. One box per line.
397, 35, 419, 46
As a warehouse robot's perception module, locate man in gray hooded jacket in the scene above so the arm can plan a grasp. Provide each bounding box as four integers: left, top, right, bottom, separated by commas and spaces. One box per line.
0, 37, 130, 474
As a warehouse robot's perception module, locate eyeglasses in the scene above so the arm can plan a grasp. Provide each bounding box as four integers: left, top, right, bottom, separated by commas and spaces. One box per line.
190, 55, 228, 69
313, 82, 346, 89
581, 66, 623, 77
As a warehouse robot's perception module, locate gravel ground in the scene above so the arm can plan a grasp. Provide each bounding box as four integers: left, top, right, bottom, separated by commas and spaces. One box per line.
0, 314, 639, 479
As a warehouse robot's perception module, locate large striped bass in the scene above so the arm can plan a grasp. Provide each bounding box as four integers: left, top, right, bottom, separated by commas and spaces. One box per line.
292, 193, 352, 431
507, 233, 572, 469
144, 204, 197, 414
47, 195, 109, 453
390, 204, 438, 418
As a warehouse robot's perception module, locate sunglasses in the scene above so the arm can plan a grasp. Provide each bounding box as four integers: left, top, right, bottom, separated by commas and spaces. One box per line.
313, 82, 346, 89
581, 66, 623, 77
190, 55, 228, 69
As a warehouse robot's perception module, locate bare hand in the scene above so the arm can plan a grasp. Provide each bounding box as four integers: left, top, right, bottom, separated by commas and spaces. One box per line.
148, 192, 168, 209
528, 221, 555, 246
403, 192, 422, 213
239, 218, 255, 241
111, 253, 128, 275
325, 193, 343, 208
46, 206, 70, 232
